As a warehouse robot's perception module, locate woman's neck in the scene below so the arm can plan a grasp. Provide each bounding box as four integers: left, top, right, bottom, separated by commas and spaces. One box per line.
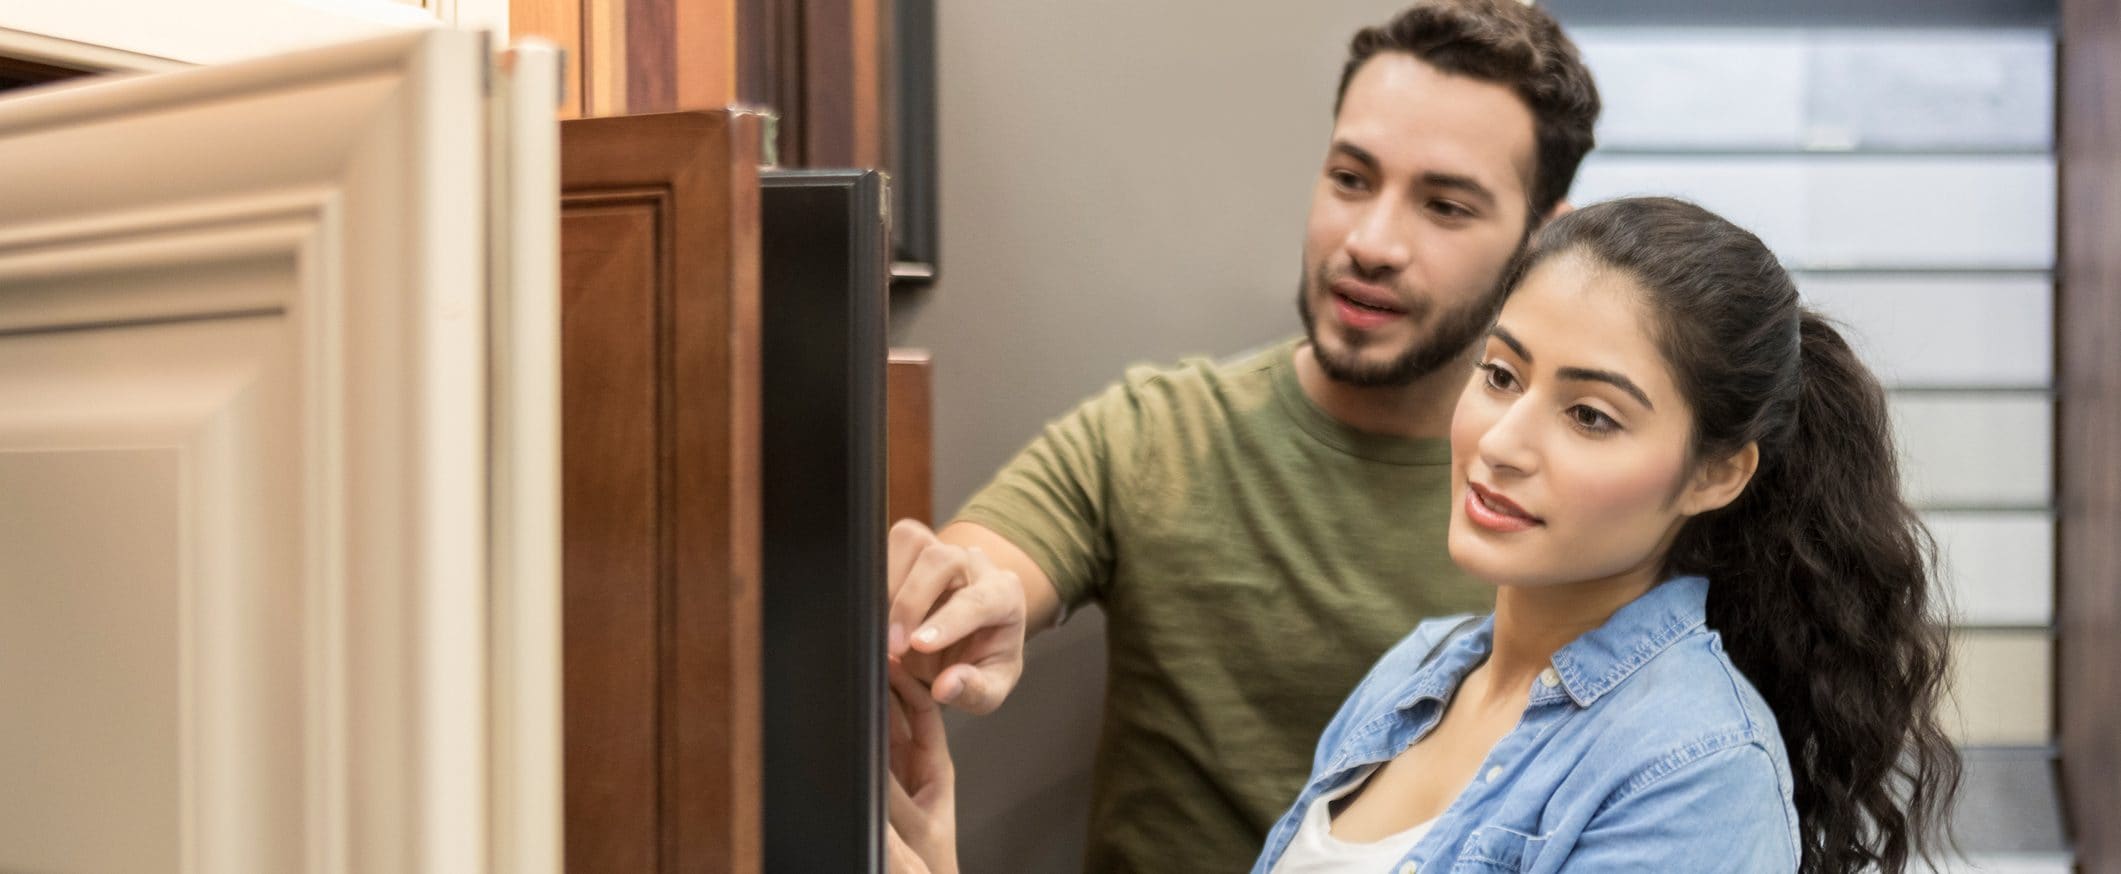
1475, 569, 1661, 700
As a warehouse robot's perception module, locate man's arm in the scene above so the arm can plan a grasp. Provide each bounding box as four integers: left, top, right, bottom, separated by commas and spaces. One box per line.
885, 518, 1062, 714
887, 374, 1136, 712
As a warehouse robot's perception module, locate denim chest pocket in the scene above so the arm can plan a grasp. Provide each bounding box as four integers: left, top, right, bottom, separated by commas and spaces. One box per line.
1449, 825, 1547, 873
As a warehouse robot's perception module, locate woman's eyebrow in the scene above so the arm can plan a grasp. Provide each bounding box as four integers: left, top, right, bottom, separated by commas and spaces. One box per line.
1488, 326, 1530, 361
1557, 366, 1655, 411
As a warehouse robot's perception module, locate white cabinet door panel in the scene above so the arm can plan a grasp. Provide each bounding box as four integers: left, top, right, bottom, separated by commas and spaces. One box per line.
0, 30, 557, 874
1808, 30, 2053, 151
1571, 156, 2056, 269
1801, 273, 2052, 388
1573, 28, 2052, 151
0, 449, 189, 873
0, 0, 435, 66
1892, 394, 2051, 509
1571, 28, 1809, 149
1926, 511, 2055, 627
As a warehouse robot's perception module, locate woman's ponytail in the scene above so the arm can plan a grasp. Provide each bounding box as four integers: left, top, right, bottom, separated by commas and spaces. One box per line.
1508, 198, 1962, 873
1686, 311, 1961, 873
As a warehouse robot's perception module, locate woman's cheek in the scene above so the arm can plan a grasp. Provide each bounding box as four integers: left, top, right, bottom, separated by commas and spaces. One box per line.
1555, 448, 1683, 540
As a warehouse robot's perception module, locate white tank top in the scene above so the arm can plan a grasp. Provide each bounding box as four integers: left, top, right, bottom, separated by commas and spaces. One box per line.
1269, 764, 1435, 874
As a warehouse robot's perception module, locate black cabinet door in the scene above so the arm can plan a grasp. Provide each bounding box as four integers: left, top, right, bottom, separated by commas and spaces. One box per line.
760, 168, 890, 874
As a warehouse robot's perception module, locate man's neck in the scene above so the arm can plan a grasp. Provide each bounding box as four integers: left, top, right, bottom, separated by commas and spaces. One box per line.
1292, 341, 1468, 439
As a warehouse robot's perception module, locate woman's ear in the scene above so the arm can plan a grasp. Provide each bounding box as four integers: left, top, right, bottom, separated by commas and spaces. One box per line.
1542, 199, 1576, 224
1681, 442, 1760, 517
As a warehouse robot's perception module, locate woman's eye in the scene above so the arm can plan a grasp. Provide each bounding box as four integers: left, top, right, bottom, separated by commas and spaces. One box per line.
1480, 362, 1518, 392
1569, 404, 1620, 434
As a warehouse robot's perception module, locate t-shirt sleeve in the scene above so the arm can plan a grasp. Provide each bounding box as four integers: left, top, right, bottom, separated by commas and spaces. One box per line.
952, 377, 1139, 613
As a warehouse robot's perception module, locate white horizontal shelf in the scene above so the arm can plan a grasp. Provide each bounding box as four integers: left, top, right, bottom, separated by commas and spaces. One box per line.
1802, 273, 2051, 388
1573, 26, 2053, 152
1927, 511, 2054, 628
1892, 393, 2051, 510
1570, 154, 2056, 270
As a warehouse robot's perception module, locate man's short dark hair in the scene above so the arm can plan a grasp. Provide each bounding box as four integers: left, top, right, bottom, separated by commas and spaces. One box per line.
1335, 0, 1601, 220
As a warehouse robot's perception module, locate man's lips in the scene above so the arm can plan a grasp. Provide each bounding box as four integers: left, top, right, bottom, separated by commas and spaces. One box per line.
1329, 277, 1406, 313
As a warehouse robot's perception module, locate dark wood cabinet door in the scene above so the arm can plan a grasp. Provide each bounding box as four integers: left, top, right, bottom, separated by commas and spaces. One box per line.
887, 351, 933, 525
559, 109, 763, 874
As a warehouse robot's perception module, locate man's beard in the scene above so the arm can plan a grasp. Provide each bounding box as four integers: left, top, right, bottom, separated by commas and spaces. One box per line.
1296, 266, 1505, 388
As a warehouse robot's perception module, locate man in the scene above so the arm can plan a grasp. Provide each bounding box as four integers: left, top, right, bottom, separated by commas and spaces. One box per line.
887, 2, 1601, 870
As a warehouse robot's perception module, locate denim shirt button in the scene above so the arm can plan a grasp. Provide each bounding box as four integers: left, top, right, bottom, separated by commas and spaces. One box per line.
1538, 667, 1561, 688
1485, 765, 1503, 783
1397, 862, 1418, 874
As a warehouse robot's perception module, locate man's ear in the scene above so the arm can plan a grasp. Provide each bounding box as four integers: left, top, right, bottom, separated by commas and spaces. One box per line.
1680, 442, 1760, 517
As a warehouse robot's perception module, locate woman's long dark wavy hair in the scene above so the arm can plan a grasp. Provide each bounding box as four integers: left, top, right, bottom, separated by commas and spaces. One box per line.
1501, 197, 1962, 873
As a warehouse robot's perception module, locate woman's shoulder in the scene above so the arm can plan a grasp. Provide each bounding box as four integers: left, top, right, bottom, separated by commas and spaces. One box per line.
1582, 626, 1789, 780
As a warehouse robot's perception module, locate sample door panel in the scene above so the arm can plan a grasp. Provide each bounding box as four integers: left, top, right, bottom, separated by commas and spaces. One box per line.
558, 109, 764, 874
1800, 273, 2053, 389
1570, 155, 2055, 269
1891, 394, 2052, 510
0, 0, 439, 66
1928, 511, 2057, 628
759, 168, 890, 874
1574, 27, 2053, 151
888, 350, 934, 525
0, 30, 560, 874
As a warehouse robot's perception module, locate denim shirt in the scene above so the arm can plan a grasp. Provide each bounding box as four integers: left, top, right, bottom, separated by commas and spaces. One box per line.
1251, 576, 1801, 873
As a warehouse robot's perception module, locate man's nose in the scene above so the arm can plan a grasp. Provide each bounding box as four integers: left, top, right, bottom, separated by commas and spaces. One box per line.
1344, 200, 1412, 276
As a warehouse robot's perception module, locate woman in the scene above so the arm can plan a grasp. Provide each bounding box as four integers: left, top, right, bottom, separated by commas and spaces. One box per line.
889, 197, 1961, 873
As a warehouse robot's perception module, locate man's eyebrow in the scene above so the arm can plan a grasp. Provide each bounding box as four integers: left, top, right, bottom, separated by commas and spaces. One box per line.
1330, 140, 1380, 173
1558, 367, 1656, 411
1421, 171, 1497, 208
1489, 326, 1530, 361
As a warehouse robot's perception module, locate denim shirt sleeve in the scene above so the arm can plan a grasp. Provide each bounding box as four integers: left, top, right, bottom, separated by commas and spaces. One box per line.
1559, 741, 1799, 872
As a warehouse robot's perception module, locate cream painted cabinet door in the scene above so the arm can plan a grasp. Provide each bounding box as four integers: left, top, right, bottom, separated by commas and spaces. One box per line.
0, 0, 511, 69
0, 29, 559, 874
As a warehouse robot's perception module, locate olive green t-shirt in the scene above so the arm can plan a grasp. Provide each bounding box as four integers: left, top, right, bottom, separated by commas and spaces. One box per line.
954, 338, 1490, 874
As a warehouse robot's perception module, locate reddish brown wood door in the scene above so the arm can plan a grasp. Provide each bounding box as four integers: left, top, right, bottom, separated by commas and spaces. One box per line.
559, 109, 764, 874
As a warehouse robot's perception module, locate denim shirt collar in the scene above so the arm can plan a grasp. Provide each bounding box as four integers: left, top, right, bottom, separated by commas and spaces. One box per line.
1547, 575, 1710, 707
1394, 575, 1711, 713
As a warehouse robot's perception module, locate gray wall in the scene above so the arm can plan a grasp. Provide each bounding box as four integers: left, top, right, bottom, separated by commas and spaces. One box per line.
889, 2, 1422, 870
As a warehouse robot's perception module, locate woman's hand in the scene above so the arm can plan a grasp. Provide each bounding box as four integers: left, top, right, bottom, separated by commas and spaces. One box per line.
886, 824, 936, 874
886, 663, 958, 874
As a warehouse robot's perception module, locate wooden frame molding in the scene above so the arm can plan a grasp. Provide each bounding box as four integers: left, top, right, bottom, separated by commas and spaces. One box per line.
2059, 1, 2121, 869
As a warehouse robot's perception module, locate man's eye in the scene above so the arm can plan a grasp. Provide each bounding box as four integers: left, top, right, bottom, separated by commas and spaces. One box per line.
1431, 200, 1473, 219
1331, 170, 1369, 191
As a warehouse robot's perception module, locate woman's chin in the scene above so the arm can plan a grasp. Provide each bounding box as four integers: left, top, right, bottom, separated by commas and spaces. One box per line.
1448, 526, 1522, 588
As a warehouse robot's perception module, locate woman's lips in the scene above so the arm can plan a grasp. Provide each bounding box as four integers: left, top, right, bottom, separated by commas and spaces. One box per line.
1465, 482, 1543, 533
